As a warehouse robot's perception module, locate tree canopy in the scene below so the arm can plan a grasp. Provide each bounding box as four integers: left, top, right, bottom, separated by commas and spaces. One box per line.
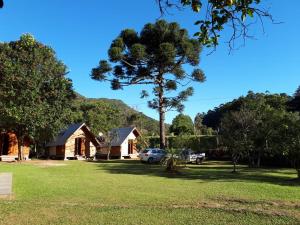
157, 0, 273, 50
218, 89, 300, 177
0, 34, 75, 158
91, 20, 205, 148
170, 114, 194, 135
288, 86, 300, 112
202, 91, 290, 130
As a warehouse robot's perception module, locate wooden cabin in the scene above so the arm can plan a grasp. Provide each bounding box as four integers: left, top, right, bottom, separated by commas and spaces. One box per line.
46, 123, 100, 160
98, 127, 141, 159
0, 131, 30, 161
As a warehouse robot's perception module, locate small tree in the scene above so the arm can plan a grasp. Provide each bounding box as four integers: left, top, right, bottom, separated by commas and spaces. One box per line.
92, 20, 205, 149
170, 114, 194, 135
220, 107, 258, 172
106, 129, 119, 160
277, 112, 300, 179
194, 113, 204, 134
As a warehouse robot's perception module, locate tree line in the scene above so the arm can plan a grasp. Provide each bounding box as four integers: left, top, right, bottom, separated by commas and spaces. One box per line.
197, 90, 300, 177
167, 90, 300, 178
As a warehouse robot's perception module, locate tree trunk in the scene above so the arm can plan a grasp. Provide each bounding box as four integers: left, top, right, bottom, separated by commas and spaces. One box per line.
159, 110, 166, 149
256, 150, 261, 168
232, 153, 239, 173
248, 154, 255, 168
158, 83, 166, 149
232, 161, 237, 173
216, 128, 219, 149
166, 156, 176, 172
107, 144, 111, 160
17, 136, 24, 161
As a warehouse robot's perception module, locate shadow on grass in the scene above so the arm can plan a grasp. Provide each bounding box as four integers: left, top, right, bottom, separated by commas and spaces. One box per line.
88, 160, 300, 187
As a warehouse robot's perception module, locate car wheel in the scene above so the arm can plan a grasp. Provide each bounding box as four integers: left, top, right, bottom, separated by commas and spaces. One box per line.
148, 157, 154, 164
196, 158, 203, 165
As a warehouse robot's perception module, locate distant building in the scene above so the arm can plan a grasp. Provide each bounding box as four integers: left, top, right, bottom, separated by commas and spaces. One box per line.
0, 131, 30, 161
98, 127, 141, 159
46, 123, 100, 160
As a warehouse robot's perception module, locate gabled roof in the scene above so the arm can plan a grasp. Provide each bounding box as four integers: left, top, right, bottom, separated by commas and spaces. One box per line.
110, 127, 140, 146
46, 123, 100, 147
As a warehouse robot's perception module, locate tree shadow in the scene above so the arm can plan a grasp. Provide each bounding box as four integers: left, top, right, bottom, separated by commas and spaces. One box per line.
89, 160, 300, 187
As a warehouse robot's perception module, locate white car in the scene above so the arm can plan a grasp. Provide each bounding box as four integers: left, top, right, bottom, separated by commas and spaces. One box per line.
139, 148, 166, 163
180, 149, 205, 164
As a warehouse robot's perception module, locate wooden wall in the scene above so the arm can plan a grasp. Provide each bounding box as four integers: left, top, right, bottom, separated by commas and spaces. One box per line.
64, 128, 96, 159
0, 132, 30, 158
98, 146, 121, 157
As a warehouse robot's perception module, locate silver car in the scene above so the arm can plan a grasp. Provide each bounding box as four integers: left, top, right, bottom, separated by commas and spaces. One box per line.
139, 148, 166, 163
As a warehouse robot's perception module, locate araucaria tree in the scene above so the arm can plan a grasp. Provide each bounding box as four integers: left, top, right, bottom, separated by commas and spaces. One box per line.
0, 34, 75, 159
92, 20, 205, 149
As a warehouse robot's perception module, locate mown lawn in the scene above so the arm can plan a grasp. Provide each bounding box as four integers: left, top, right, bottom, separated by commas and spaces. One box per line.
0, 160, 299, 225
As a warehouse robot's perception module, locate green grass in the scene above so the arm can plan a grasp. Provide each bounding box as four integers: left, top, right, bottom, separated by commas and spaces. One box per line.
0, 160, 299, 225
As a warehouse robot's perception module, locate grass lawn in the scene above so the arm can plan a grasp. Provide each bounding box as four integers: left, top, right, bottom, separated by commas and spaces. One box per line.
0, 160, 299, 225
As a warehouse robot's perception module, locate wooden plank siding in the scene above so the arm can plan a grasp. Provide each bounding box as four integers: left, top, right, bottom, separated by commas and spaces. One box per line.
0, 132, 30, 159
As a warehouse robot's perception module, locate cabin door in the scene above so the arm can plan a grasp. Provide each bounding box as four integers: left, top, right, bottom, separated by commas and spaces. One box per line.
75, 138, 86, 156
75, 138, 82, 156
128, 140, 134, 155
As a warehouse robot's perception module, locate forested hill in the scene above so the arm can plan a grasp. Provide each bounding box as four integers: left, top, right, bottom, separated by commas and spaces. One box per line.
72, 93, 160, 136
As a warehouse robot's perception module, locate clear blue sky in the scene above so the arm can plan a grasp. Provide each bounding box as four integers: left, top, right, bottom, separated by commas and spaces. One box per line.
0, 0, 299, 123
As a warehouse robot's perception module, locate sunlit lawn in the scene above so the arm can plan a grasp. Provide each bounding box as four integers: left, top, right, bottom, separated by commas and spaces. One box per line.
0, 160, 299, 225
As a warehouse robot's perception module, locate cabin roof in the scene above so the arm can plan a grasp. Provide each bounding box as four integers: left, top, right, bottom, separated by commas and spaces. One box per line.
110, 127, 140, 146
46, 123, 100, 147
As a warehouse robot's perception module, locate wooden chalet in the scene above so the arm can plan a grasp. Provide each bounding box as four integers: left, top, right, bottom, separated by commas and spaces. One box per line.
0, 131, 30, 161
98, 127, 141, 159
46, 123, 100, 160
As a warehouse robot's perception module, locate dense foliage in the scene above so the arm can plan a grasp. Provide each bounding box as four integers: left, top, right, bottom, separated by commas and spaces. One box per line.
169, 114, 194, 135
288, 86, 300, 112
202, 91, 290, 129
92, 20, 205, 149
147, 135, 217, 151
208, 90, 300, 178
0, 34, 75, 159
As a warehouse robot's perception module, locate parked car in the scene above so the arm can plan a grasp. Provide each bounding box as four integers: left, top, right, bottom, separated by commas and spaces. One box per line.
139, 148, 167, 163
180, 149, 205, 164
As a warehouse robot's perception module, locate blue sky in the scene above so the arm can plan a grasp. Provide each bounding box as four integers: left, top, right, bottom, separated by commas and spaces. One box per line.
0, 0, 299, 123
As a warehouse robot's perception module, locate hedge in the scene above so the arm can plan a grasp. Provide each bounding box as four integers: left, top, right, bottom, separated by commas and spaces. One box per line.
145, 135, 218, 152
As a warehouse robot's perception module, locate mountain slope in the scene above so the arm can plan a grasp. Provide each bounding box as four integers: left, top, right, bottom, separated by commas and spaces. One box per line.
72, 93, 160, 135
